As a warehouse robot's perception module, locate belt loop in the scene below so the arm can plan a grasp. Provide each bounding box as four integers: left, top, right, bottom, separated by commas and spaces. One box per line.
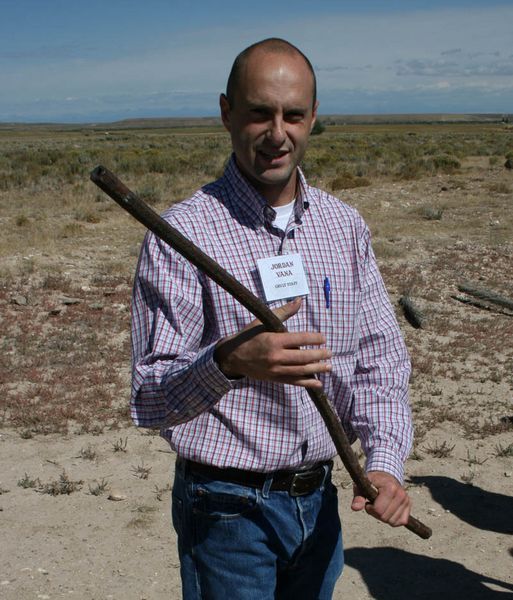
262, 473, 273, 499
321, 462, 331, 489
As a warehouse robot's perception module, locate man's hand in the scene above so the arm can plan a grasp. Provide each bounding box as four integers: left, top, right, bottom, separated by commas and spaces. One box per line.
351, 471, 411, 527
214, 298, 331, 389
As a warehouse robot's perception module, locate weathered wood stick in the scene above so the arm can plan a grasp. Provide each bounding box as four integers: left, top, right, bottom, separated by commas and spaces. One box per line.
457, 284, 513, 312
399, 295, 425, 329
90, 165, 432, 540
451, 294, 513, 317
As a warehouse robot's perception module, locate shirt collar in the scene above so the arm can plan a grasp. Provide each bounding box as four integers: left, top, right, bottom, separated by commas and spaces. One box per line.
223, 154, 309, 228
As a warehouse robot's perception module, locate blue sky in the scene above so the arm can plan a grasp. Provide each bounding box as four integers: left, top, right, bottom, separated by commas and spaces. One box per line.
1, 0, 512, 122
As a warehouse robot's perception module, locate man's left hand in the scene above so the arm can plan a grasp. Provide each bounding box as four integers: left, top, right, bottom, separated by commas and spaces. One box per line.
351, 471, 411, 527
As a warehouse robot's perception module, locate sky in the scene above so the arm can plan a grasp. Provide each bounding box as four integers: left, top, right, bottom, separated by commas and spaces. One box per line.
1, 0, 512, 123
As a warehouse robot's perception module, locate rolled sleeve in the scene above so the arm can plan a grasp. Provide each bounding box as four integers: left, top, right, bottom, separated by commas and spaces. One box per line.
350, 222, 413, 483
131, 232, 233, 428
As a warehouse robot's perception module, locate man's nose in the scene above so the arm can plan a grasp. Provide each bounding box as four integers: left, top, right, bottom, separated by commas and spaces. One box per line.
267, 117, 286, 145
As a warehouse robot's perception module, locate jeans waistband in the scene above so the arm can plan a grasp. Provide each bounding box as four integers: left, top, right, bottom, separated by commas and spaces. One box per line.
177, 458, 333, 497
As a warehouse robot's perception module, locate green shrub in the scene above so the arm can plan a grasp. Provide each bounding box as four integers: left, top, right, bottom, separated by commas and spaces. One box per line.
311, 120, 326, 135
137, 185, 161, 205
330, 173, 371, 190
430, 154, 461, 173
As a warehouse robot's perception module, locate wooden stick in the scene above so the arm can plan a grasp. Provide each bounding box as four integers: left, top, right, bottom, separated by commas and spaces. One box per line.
90, 165, 432, 540
399, 295, 425, 329
457, 283, 513, 312
451, 294, 513, 317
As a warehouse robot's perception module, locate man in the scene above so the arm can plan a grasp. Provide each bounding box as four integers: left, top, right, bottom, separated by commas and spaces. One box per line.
131, 38, 413, 599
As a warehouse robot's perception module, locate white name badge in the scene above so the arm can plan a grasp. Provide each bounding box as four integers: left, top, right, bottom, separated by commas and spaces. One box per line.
256, 253, 310, 302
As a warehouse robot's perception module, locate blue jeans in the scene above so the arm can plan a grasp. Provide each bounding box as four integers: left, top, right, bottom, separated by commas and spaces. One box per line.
171, 460, 343, 599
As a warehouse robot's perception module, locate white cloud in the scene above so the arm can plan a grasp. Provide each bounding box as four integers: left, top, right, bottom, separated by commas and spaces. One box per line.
2, 4, 513, 120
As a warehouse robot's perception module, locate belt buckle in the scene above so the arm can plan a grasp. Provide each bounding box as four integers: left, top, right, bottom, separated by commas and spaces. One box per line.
289, 467, 324, 497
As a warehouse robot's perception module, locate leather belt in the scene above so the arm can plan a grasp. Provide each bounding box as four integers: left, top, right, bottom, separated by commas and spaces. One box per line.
181, 459, 333, 497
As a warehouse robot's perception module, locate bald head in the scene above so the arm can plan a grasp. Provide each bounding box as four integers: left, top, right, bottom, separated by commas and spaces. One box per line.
226, 38, 317, 109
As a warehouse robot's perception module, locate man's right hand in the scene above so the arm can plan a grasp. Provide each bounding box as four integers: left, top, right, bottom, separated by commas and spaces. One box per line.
213, 298, 331, 389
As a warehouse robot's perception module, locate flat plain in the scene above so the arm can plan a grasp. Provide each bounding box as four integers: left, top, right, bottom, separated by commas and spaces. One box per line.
1, 119, 512, 599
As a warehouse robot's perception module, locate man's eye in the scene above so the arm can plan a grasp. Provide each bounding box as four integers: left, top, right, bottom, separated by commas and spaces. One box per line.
250, 109, 270, 120
286, 113, 304, 122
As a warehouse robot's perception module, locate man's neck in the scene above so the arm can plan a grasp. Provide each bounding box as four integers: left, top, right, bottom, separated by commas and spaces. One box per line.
236, 161, 298, 207
263, 180, 297, 207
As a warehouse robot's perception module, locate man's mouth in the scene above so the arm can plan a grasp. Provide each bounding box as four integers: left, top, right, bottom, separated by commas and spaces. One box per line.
258, 149, 289, 162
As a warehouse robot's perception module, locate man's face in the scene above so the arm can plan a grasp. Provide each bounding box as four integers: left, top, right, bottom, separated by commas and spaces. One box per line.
220, 50, 318, 206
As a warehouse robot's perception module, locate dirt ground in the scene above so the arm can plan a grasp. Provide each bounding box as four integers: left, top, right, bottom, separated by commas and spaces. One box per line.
1, 157, 512, 599
1, 426, 512, 599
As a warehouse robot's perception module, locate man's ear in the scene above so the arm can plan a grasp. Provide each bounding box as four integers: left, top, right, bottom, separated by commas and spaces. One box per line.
220, 93, 231, 132
310, 100, 319, 133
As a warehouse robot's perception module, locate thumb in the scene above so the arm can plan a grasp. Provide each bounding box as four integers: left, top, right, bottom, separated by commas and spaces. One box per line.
272, 297, 303, 323
351, 486, 367, 512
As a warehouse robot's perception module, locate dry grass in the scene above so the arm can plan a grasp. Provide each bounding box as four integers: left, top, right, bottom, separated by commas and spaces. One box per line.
131, 462, 152, 480
424, 441, 456, 458
37, 471, 84, 495
1, 121, 512, 440
88, 478, 110, 496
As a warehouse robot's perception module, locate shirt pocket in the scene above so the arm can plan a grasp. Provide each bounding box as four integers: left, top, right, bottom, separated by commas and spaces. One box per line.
302, 267, 360, 358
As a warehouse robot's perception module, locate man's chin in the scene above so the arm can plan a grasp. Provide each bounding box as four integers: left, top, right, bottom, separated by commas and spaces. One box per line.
254, 160, 296, 183
255, 169, 295, 187
236, 156, 297, 192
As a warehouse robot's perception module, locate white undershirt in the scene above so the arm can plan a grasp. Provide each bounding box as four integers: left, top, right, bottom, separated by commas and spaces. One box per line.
272, 199, 295, 231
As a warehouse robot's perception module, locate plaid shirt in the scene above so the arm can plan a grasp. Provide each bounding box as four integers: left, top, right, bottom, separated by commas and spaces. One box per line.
131, 155, 413, 482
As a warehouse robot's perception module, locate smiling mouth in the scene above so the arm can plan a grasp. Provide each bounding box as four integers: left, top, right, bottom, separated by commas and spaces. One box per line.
258, 149, 289, 161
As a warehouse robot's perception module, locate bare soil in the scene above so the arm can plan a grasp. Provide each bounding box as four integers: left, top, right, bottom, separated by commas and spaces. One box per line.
1, 158, 512, 599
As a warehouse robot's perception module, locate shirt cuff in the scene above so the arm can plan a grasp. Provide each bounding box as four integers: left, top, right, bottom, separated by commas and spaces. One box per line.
365, 447, 405, 484
193, 343, 238, 398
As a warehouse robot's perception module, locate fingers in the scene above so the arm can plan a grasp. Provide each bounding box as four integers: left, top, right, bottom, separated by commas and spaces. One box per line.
351, 472, 412, 528
263, 358, 331, 389
272, 296, 303, 323
241, 297, 302, 335
242, 339, 331, 387
280, 332, 328, 350
365, 491, 411, 527
267, 342, 331, 364
214, 297, 333, 386
214, 329, 331, 385
351, 492, 367, 512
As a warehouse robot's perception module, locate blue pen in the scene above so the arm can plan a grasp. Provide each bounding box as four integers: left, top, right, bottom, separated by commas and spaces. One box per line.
323, 276, 331, 309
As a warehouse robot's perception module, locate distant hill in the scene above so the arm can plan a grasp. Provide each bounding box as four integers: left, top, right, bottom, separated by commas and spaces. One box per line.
320, 113, 512, 125
0, 113, 510, 131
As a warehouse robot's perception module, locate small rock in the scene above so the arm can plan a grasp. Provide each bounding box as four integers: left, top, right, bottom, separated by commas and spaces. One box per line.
60, 296, 82, 305
89, 303, 104, 311
108, 492, 126, 501
504, 472, 511, 478
37, 568, 49, 575
11, 295, 28, 306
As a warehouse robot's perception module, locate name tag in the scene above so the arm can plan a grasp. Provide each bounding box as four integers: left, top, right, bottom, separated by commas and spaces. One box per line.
256, 253, 309, 302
